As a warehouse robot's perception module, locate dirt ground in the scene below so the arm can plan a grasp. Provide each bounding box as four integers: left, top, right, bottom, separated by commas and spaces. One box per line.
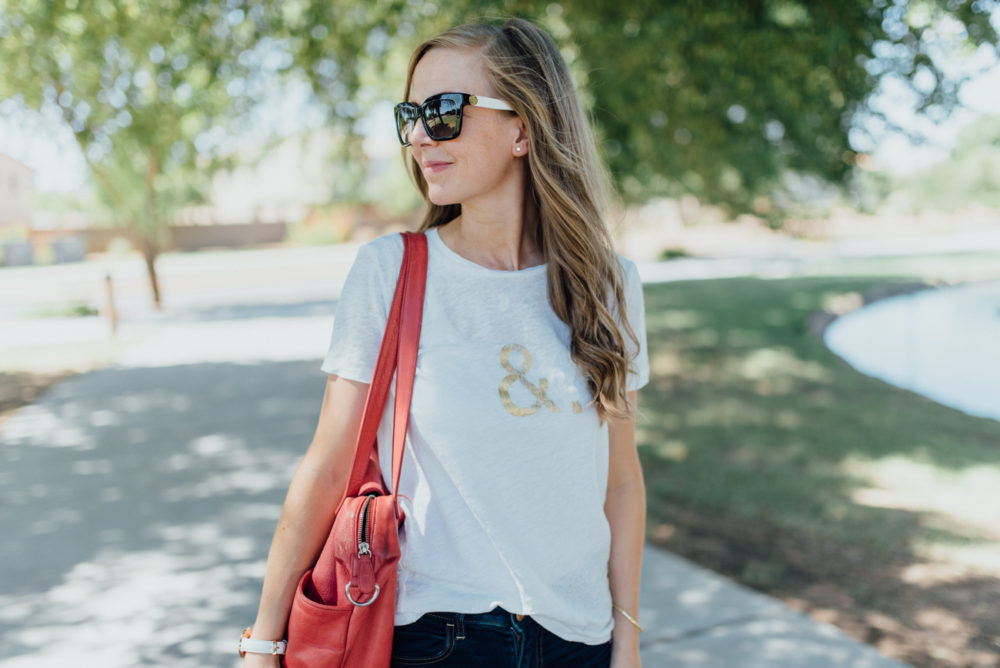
0, 371, 76, 428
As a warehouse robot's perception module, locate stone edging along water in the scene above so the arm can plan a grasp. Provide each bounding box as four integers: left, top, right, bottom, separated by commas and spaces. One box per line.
806, 281, 941, 342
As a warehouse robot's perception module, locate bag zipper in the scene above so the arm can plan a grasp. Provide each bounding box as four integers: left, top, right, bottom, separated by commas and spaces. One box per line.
357, 493, 378, 557
346, 492, 381, 606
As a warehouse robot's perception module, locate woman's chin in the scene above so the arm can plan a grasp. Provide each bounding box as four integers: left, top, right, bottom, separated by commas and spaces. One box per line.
427, 188, 461, 207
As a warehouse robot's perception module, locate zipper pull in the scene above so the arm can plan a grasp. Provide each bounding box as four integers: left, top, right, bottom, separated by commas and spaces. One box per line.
351, 547, 376, 595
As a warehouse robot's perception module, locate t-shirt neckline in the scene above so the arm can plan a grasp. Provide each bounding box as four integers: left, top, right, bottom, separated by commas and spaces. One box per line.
428, 227, 547, 276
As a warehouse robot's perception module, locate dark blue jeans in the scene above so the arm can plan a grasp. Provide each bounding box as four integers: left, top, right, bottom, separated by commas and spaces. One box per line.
390, 607, 612, 667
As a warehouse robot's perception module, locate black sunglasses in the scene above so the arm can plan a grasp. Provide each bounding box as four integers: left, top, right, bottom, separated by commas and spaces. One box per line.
394, 92, 514, 146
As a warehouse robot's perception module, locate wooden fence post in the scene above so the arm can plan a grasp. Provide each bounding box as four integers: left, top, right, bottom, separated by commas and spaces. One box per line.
104, 274, 118, 335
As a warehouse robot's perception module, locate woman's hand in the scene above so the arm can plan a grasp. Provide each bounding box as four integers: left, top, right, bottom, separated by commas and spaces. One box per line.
610, 641, 642, 668
610, 610, 642, 668
242, 653, 282, 668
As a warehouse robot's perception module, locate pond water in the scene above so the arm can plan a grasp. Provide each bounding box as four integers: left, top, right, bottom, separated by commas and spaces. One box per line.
823, 280, 1000, 422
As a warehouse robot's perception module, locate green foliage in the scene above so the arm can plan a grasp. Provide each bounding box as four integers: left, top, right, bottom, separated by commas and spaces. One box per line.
574, 0, 997, 220
278, 0, 1000, 222
847, 167, 895, 214
0, 0, 281, 247
658, 247, 691, 261
2, 0, 997, 237
898, 114, 1000, 211
27, 184, 110, 219
33, 300, 100, 318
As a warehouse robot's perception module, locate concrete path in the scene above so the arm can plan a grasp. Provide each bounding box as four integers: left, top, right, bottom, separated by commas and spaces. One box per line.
0, 359, 320, 667
639, 547, 909, 667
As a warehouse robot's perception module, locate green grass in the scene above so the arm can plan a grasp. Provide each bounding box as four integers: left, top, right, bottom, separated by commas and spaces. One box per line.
32, 300, 100, 318
638, 253, 1000, 565
658, 247, 690, 261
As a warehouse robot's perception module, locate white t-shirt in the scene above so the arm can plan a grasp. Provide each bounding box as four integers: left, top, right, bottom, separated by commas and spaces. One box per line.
320, 227, 649, 644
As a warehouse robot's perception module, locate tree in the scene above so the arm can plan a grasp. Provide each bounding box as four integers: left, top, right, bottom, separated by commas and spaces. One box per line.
568, 0, 999, 222
3, 0, 997, 288
0, 0, 283, 307
899, 113, 1000, 211
280, 0, 999, 224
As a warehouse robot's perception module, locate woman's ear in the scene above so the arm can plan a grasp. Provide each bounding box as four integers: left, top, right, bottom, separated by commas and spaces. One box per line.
513, 118, 529, 157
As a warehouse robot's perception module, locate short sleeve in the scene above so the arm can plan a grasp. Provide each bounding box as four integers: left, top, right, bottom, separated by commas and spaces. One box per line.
621, 259, 650, 392
319, 237, 402, 383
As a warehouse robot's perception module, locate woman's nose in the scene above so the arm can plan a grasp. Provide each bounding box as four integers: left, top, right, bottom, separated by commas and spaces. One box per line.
409, 118, 435, 146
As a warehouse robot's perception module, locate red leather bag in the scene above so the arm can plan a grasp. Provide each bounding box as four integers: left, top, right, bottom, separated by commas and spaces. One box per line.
284, 232, 427, 668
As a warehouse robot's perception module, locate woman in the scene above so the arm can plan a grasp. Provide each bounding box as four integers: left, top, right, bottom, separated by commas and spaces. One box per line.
243, 17, 649, 668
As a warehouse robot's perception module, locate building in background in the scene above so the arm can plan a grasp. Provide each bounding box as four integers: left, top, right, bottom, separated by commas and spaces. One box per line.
175, 128, 340, 226
2, 126, 410, 257
0, 152, 34, 227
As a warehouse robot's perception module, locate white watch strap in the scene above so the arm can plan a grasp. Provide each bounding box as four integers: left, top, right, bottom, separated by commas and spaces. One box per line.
239, 636, 287, 655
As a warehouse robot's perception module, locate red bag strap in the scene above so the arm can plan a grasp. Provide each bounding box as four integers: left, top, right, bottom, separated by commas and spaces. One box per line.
344, 231, 427, 497
391, 232, 427, 513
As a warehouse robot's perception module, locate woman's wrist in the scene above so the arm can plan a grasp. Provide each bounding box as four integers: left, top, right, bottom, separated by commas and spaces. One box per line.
612, 624, 640, 642
610, 637, 641, 665
249, 613, 287, 643
611, 617, 641, 651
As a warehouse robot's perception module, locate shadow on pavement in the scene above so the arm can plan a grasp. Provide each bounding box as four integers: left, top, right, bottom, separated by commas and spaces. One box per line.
0, 360, 327, 667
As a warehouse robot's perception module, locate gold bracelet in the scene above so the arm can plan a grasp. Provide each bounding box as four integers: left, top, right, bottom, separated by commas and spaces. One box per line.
612, 603, 643, 632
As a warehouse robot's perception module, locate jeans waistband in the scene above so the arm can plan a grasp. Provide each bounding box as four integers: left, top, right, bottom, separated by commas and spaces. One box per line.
427, 606, 528, 628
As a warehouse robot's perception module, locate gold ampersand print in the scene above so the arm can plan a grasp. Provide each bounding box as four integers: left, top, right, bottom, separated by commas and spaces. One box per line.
499, 344, 560, 416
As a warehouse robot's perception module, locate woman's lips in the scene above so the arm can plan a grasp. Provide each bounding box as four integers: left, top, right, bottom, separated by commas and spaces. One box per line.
422, 161, 452, 175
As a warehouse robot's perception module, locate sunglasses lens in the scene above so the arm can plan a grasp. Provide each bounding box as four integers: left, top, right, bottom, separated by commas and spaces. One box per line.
395, 94, 466, 145
424, 94, 462, 141
394, 104, 418, 145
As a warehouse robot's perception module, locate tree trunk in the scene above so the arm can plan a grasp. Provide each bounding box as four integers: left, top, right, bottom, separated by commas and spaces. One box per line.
143, 149, 162, 310
139, 233, 162, 310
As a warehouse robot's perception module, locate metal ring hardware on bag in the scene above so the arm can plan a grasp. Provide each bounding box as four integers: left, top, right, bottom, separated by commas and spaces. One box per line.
344, 582, 380, 607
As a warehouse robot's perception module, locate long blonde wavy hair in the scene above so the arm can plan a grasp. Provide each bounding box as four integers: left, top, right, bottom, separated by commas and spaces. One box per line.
402, 17, 639, 421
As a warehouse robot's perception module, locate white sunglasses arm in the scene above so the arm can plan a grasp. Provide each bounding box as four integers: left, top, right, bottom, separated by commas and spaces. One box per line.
469, 95, 514, 111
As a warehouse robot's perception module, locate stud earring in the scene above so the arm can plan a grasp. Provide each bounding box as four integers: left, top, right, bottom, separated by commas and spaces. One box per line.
515, 147, 522, 153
